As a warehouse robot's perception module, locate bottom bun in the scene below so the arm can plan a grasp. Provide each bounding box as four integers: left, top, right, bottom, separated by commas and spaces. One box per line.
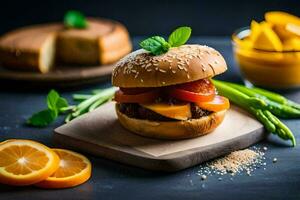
115, 104, 226, 140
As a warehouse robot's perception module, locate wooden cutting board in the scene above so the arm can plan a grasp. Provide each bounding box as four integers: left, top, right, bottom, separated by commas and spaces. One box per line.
0, 64, 114, 87
54, 102, 265, 172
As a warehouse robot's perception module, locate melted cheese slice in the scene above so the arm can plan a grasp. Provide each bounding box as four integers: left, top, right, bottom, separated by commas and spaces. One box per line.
140, 103, 191, 120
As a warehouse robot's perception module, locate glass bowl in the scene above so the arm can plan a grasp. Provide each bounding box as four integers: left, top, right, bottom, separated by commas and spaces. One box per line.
232, 27, 300, 89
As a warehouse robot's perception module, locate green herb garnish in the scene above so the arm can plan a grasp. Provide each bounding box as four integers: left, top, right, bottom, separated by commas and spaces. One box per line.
27, 90, 70, 127
168, 26, 192, 47
64, 10, 87, 29
27, 109, 57, 127
140, 26, 192, 55
27, 88, 116, 127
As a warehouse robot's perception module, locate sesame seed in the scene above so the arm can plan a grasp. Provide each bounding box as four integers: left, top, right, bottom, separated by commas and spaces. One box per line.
196, 147, 266, 178
273, 158, 277, 163
263, 147, 268, 151
178, 65, 184, 70
140, 79, 144, 82
162, 81, 166, 85
201, 175, 207, 180
172, 70, 176, 73
159, 69, 167, 73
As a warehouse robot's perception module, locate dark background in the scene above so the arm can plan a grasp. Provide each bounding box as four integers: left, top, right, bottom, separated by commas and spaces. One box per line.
1, 0, 300, 36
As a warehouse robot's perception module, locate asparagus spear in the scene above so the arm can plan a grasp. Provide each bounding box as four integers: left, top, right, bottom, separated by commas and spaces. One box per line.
217, 80, 300, 118
213, 80, 296, 146
251, 85, 300, 110
250, 87, 287, 104
212, 80, 266, 108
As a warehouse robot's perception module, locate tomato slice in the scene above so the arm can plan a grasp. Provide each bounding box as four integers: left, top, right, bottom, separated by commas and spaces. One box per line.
114, 90, 159, 103
196, 95, 230, 112
176, 79, 216, 94
168, 88, 215, 102
168, 79, 216, 103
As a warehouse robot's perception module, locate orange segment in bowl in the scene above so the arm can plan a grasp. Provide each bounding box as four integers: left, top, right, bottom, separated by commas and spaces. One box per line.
273, 23, 300, 40
35, 149, 91, 189
0, 139, 60, 186
286, 23, 300, 37
265, 11, 300, 26
252, 22, 282, 51
250, 20, 261, 40
283, 37, 300, 51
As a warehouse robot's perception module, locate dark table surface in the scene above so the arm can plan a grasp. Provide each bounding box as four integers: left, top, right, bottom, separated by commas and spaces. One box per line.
0, 37, 300, 200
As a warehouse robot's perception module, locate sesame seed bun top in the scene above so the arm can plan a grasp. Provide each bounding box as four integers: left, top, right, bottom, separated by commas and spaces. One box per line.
112, 44, 227, 88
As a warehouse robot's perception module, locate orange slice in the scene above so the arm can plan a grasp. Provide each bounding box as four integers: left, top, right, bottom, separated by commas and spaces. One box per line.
0, 139, 60, 186
35, 149, 91, 189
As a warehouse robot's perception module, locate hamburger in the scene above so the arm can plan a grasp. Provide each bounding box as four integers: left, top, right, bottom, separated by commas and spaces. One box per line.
112, 44, 229, 139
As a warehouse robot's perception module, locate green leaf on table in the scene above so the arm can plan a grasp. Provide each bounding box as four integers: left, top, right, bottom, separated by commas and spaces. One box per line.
47, 89, 69, 114
27, 109, 57, 127
56, 97, 69, 111
168, 26, 192, 47
47, 89, 59, 112
64, 10, 87, 29
27, 89, 70, 127
139, 36, 170, 55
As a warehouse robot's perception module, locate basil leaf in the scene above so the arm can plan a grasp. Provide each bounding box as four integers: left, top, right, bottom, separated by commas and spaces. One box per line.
27, 109, 57, 127
139, 36, 170, 55
28, 90, 70, 127
56, 97, 69, 111
47, 89, 59, 113
168, 26, 192, 47
47, 89, 69, 114
64, 10, 87, 29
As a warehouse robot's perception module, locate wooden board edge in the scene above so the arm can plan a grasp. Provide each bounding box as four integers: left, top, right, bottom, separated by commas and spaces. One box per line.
53, 127, 266, 172
53, 132, 176, 172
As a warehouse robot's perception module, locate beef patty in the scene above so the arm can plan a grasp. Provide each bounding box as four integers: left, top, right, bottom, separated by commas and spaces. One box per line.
118, 103, 212, 121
